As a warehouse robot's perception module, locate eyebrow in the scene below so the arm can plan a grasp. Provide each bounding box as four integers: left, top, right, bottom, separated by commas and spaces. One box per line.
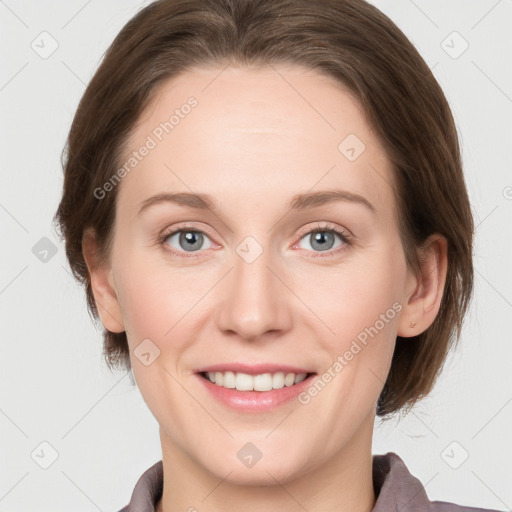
137, 189, 376, 216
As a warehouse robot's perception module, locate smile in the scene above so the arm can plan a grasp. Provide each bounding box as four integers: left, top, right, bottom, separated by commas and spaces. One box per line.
201, 371, 311, 391
196, 369, 318, 412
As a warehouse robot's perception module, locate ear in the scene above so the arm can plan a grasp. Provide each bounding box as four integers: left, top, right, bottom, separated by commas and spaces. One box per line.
82, 227, 125, 333
397, 234, 448, 337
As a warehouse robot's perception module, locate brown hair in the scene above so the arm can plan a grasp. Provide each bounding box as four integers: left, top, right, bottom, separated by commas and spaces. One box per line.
53, 0, 474, 417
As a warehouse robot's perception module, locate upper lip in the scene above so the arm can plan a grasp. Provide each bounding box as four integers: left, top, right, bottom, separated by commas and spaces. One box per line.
193, 363, 315, 375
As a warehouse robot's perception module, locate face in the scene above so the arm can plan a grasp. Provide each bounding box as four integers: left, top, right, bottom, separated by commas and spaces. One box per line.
94, 64, 419, 485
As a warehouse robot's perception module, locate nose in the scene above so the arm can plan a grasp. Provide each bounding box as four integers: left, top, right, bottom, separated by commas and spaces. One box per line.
215, 240, 293, 342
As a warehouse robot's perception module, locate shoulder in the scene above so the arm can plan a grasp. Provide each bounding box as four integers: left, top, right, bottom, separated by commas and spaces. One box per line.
372, 452, 505, 512
115, 460, 163, 512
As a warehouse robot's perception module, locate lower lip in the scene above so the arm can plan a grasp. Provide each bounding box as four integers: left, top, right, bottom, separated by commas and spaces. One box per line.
196, 373, 317, 412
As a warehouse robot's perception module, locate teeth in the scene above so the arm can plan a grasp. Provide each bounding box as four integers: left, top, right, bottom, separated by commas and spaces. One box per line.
223, 371, 236, 388
205, 371, 308, 391
236, 372, 254, 391
272, 372, 285, 389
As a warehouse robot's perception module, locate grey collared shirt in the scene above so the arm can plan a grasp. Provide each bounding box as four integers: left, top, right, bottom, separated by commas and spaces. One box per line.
117, 452, 504, 512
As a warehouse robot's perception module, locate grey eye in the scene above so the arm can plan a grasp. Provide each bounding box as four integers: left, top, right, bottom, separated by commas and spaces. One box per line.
298, 230, 343, 252
166, 230, 212, 252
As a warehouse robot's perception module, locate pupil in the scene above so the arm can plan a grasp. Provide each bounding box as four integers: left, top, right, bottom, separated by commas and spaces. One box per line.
311, 231, 334, 251
180, 231, 202, 251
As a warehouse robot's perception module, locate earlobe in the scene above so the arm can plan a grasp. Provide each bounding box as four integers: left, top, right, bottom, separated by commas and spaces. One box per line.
82, 228, 125, 333
397, 234, 448, 338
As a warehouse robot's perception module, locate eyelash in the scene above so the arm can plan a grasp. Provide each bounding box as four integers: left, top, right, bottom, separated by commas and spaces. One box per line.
158, 222, 353, 259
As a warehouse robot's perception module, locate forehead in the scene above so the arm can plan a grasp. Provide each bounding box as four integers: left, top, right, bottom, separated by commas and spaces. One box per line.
117, 64, 394, 218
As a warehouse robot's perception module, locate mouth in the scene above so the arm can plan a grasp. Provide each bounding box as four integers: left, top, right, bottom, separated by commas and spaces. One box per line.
198, 370, 317, 392
194, 367, 318, 412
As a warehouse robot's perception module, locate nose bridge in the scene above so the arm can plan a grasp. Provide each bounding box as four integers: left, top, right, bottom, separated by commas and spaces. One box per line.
216, 234, 290, 340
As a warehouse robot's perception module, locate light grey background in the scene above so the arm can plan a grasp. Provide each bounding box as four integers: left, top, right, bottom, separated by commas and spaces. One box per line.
1, 1, 511, 511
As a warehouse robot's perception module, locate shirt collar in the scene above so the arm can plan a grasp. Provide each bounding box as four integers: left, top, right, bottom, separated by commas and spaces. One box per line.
371, 452, 431, 511
120, 452, 432, 512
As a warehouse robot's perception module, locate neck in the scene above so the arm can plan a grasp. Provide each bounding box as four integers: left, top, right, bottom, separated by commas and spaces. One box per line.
157, 415, 376, 512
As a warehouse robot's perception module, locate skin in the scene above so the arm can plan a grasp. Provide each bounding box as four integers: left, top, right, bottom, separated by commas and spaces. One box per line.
83, 64, 448, 512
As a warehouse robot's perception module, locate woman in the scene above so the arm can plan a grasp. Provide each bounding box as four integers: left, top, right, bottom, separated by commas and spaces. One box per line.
53, 0, 504, 510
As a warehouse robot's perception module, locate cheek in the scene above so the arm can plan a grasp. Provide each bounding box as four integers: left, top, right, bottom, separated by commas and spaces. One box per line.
113, 247, 199, 338
297, 247, 405, 393
301, 254, 403, 338
113, 255, 202, 423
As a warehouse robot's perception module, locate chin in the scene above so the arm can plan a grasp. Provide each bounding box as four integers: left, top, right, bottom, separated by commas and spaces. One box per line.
213, 462, 303, 487
199, 442, 312, 487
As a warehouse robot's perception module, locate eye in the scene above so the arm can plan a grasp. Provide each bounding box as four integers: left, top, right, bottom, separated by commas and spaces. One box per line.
159, 226, 214, 257
294, 223, 352, 256
158, 222, 352, 259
